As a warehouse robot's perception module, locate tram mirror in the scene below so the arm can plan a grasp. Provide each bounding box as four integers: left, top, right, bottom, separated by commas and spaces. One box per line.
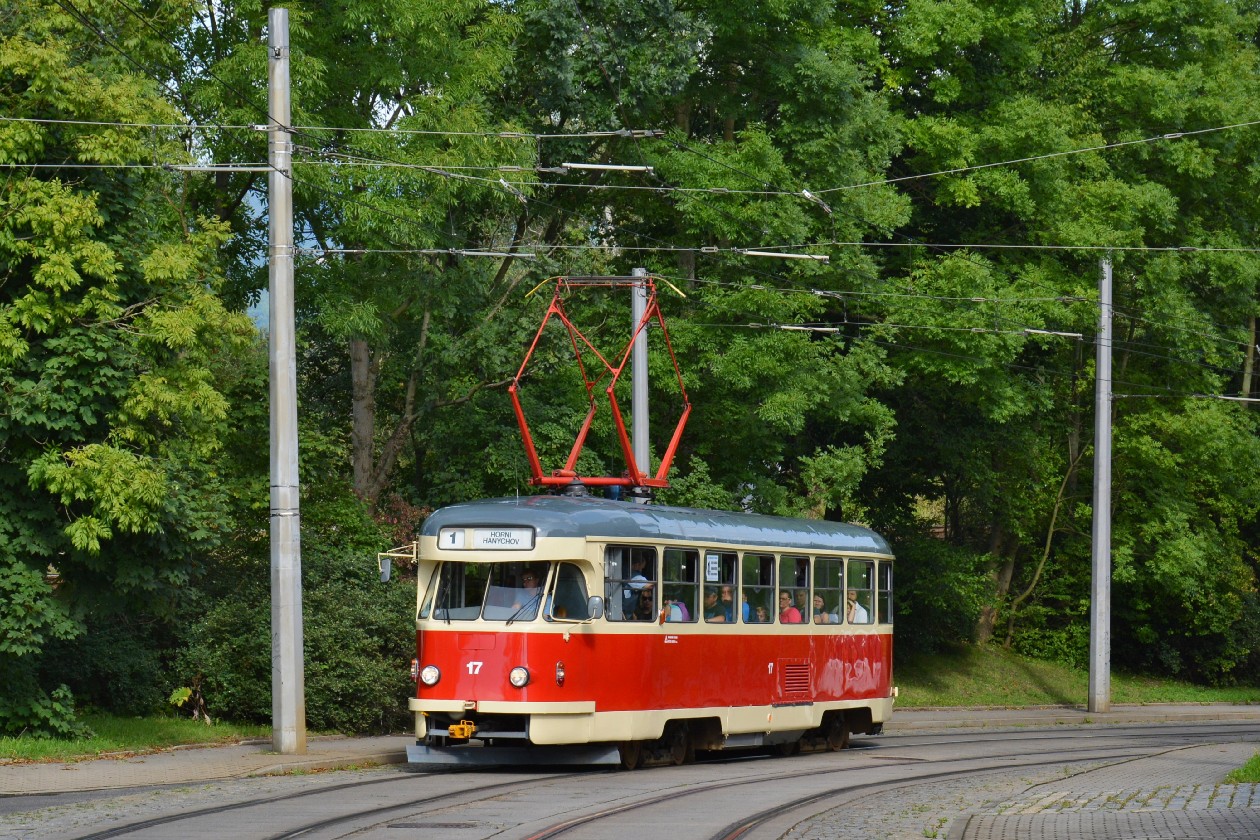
587, 595, 604, 619
378, 556, 391, 583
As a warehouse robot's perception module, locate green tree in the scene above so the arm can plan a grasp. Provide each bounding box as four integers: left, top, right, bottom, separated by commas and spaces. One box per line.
0, 1, 256, 733
863, 0, 1260, 678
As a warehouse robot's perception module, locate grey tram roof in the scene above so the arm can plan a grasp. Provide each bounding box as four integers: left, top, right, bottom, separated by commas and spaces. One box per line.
421, 495, 893, 556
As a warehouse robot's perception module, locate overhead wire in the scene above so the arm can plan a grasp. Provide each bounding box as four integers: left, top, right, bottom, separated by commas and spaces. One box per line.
818, 119, 1260, 193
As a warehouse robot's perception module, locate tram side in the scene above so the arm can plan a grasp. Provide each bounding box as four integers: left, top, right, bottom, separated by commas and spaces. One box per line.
401, 494, 896, 767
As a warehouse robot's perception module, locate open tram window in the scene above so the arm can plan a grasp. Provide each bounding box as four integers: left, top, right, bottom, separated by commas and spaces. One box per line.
814, 557, 844, 624
545, 562, 590, 621
846, 559, 875, 625
877, 560, 893, 624
662, 548, 698, 622
742, 553, 775, 623
702, 551, 737, 623
779, 555, 809, 624
605, 545, 656, 622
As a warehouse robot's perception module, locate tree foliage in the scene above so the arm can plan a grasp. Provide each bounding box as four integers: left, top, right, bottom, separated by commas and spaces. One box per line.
0, 0, 255, 733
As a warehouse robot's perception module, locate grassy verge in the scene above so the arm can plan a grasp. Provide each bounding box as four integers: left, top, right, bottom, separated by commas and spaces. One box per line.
0, 715, 270, 764
897, 643, 1259, 708
1225, 752, 1260, 783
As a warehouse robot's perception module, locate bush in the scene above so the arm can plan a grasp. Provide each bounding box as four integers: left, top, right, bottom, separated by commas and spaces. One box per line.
178, 491, 416, 733
40, 617, 171, 715
0, 660, 89, 738
888, 533, 991, 654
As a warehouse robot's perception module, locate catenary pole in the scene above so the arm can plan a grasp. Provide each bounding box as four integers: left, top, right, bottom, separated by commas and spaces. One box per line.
268, 7, 306, 754
631, 267, 650, 502
1088, 257, 1113, 713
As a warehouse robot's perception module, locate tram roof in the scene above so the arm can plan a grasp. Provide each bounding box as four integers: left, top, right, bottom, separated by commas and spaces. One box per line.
421, 495, 893, 556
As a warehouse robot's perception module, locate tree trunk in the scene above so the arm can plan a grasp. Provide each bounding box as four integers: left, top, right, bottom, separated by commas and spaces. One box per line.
976, 526, 1015, 645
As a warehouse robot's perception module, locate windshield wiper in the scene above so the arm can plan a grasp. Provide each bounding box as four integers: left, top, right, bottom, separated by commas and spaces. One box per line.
505, 592, 542, 627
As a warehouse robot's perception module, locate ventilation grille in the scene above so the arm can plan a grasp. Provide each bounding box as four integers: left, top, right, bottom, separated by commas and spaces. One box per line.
782, 663, 811, 694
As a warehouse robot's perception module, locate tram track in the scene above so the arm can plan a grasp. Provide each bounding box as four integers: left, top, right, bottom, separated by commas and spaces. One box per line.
521, 744, 1154, 840
65, 771, 586, 840
53, 720, 1260, 840
272, 736, 1201, 840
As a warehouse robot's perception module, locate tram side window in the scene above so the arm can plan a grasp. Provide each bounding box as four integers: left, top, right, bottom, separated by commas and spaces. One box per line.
662, 548, 698, 622
426, 563, 491, 621
877, 560, 893, 624
846, 560, 874, 625
605, 545, 657, 622
546, 562, 590, 621
779, 555, 809, 624
742, 553, 774, 623
701, 551, 737, 623
814, 557, 844, 624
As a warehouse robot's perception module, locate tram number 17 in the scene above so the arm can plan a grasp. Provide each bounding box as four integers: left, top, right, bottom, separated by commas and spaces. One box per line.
466, 661, 484, 674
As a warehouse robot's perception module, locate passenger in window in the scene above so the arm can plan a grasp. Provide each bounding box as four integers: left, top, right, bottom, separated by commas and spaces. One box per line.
794, 589, 810, 617
632, 583, 656, 621
812, 594, 829, 623
665, 599, 690, 621
846, 589, 869, 623
622, 555, 651, 616
794, 558, 809, 587
720, 585, 748, 622
755, 604, 770, 623
703, 587, 727, 622
779, 591, 803, 623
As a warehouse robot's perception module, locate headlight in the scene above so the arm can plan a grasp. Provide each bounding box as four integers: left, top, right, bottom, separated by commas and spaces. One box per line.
509, 666, 530, 688
419, 665, 441, 686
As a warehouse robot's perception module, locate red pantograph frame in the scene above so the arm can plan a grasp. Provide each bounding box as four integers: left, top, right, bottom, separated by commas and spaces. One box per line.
509, 275, 691, 488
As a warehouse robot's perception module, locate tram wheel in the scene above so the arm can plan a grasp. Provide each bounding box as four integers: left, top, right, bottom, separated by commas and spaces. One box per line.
665, 724, 691, 766
826, 717, 850, 751
618, 741, 643, 771
773, 739, 801, 757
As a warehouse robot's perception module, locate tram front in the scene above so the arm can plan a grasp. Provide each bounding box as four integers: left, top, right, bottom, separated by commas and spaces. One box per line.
404, 500, 615, 765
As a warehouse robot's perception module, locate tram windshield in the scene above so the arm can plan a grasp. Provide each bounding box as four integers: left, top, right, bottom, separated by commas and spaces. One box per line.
419, 561, 591, 622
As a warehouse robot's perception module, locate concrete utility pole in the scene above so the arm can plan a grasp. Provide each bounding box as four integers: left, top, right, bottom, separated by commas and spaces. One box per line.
1088, 257, 1113, 713
631, 267, 650, 502
268, 7, 306, 754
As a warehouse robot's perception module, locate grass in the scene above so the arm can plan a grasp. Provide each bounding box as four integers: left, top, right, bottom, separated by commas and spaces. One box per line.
896, 643, 1260, 708
1225, 752, 1260, 783
0, 714, 271, 764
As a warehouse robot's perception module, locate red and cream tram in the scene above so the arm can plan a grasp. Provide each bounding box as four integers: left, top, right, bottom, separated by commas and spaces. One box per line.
397, 493, 896, 767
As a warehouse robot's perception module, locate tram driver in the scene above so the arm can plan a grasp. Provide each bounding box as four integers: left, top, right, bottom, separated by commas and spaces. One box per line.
512, 567, 543, 610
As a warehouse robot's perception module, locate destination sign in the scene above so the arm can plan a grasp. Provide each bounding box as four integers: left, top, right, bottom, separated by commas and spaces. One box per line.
471, 528, 534, 550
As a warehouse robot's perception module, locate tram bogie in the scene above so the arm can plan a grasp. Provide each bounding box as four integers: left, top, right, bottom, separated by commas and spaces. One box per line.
393, 494, 896, 768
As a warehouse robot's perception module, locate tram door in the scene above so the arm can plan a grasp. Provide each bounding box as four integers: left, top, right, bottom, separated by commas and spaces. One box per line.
742, 553, 777, 701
